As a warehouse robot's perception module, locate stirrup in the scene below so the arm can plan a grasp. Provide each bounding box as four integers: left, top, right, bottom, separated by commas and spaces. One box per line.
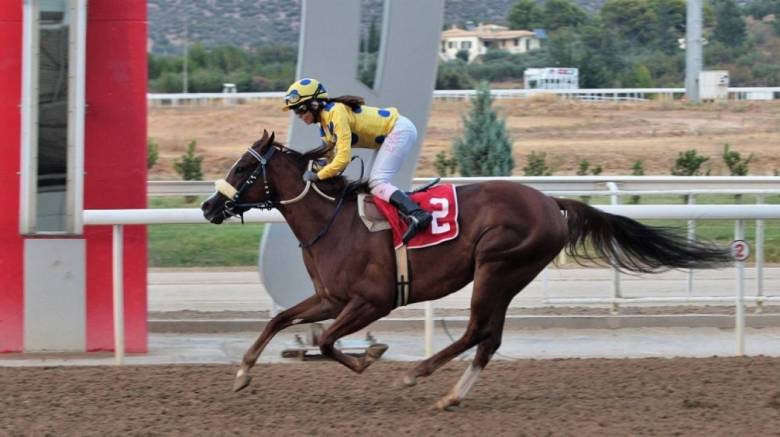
401, 213, 431, 244
401, 221, 422, 245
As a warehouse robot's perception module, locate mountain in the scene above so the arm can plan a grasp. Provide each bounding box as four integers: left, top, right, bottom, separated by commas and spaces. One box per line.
148, 0, 609, 54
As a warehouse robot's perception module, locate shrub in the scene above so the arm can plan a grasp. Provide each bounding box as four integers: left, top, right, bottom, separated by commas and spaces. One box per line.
629, 160, 645, 204
671, 149, 710, 176
523, 151, 552, 176
147, 138, 159, 170
722, 143, 753, 176
576, 159, 602, 176
434, 150, 458, 177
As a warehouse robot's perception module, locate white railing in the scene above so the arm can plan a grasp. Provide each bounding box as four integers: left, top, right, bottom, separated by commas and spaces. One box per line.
91, 201, 780, 364
87, 208, 283, 365
147, 87, 780, 105
149, 177, 780, 308
149, 176, 780, 196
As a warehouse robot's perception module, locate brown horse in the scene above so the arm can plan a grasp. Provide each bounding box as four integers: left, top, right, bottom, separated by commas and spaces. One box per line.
201, 131, 731, 410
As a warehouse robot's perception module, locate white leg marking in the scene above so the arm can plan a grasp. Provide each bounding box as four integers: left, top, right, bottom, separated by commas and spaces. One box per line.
237, 369, 246, 378
453, 364, 482, 400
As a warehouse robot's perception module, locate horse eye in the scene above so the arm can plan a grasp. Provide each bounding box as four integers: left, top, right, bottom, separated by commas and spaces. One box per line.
235, 166, 245, 174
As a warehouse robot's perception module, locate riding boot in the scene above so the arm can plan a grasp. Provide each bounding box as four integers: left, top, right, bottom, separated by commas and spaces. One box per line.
389, 190, 433, 244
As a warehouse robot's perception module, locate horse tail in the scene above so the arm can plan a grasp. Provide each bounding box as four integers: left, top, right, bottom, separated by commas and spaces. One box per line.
553, 197, 732, 273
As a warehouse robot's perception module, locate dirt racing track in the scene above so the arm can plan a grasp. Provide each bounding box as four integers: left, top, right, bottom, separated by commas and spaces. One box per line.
3, 357, 780, 435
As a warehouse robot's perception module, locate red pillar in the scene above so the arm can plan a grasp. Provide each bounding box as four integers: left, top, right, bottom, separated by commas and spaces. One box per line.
84, 0, 148, 352
0, 1, 24, 353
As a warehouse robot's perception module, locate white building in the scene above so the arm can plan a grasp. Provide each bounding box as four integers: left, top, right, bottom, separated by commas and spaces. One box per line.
440, 24, 541, 63
523, 67, 579, 89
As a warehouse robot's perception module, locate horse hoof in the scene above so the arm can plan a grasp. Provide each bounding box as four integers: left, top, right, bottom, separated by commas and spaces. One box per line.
435, 396, 461, 412
233, 374, 252, 392
366, 343, 389, 360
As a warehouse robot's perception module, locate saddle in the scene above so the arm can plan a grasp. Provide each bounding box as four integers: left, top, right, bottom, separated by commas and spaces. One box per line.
357, 179, 460, 308
356, 178, 440, 232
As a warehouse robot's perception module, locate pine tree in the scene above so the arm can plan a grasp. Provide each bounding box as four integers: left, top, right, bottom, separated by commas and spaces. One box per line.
174, 140, 204, 181
453, 82, 514, 176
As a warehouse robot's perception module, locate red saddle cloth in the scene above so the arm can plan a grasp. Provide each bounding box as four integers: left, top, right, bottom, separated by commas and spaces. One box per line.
373, 184, 459, 249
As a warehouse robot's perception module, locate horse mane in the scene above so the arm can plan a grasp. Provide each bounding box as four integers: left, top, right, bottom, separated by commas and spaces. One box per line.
277, 141, 369, 198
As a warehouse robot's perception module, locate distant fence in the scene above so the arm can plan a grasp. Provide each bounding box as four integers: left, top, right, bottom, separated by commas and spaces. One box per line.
147, 87, 780, 105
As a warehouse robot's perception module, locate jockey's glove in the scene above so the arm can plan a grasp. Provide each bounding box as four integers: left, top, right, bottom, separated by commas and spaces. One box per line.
302, 170, 320, 183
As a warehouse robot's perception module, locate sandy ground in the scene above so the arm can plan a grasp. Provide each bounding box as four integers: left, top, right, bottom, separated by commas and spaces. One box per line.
148, 98, 780, 180
3, 358, 780, 435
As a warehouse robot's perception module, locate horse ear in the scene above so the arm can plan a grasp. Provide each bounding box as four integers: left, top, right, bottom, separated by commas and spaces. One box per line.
258, 130, 269, 145
268, 131, 275, 146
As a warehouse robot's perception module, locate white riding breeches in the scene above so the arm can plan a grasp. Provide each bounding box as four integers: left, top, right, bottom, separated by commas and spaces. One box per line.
368, 115, 418, 201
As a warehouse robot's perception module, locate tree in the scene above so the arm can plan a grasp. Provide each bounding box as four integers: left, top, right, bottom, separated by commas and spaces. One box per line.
453, 82, 514, 176
625, 64, 654, 87
545, 22, 624, 88
455, 49, 470, 62
436, 61, 474, 89
507, 0, 543, 30
541, 0, 589, 31
600, 0, 655, 45
712, 0, 747, 47
174, 140, 204, 181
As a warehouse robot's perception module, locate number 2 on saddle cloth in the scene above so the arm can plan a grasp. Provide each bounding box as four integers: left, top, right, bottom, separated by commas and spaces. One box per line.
372, 184, 460, 249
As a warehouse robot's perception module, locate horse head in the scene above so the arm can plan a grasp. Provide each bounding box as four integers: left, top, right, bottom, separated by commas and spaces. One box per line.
201, 130, 286, 224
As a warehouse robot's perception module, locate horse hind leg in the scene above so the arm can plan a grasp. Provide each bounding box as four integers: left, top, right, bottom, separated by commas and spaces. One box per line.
399, 261, 517, 389
435, 306, 508, 411
400, 259, 543, 410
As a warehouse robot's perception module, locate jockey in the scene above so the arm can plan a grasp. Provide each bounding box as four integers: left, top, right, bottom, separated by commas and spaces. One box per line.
283, 78, 432, 244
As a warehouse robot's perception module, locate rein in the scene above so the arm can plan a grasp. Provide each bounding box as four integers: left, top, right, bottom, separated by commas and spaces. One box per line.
298, 156, 364, 249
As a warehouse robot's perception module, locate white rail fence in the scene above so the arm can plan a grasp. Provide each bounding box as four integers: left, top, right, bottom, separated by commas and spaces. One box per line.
149, 176, 779, 302
93, 176, 780, 364
147, 87, 780, 105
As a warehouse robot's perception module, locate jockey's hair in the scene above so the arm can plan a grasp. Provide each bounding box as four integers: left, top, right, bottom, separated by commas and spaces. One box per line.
324, 95, 365, 111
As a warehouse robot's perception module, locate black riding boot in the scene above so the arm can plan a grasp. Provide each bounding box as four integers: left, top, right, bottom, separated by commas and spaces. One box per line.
389, 190, 433, 244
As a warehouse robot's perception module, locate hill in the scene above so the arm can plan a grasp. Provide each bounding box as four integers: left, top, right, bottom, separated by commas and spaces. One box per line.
148, 0, 610, 54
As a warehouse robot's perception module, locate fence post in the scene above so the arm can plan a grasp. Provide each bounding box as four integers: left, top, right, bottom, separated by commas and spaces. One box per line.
424, 301, 434, 357
756, 195, 765, 313
113, 224, 125, 365
735, 220, 746, 356
607, 182, 621, 314
687, 194, 696, 297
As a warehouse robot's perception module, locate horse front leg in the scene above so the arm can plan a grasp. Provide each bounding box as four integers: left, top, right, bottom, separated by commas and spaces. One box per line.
234, 294, 337, 392
316, 297, 389, 374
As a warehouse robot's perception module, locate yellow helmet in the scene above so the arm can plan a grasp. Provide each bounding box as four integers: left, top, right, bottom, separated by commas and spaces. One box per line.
282, 78, 328, 111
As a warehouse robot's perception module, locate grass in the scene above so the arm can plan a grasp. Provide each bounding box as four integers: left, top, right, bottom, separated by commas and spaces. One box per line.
147, 194, 780, 267
148, 196, 265, 268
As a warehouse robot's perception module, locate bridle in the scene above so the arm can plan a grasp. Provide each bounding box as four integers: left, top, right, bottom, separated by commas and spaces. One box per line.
215, 145, 336, 223
215, 144, 368, 249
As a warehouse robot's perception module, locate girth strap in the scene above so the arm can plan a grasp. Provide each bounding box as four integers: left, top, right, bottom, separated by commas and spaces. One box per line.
394, 245, 411, 308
